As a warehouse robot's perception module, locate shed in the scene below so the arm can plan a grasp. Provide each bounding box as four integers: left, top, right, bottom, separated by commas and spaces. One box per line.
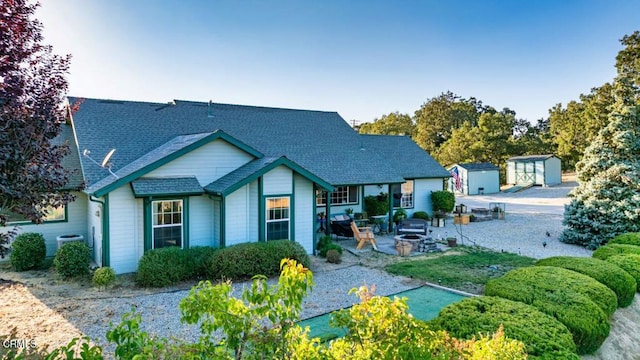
448, 163, 500, 195
506, 155, 561, 186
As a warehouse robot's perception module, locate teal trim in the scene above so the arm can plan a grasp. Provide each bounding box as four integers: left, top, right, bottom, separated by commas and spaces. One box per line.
4, 205, 69, 225
183, 197, 190, 249
263, 194, 292, 241
258, 177, 264, 242
103, 194, 110, 267
360, 185, 365, 212
290, 175, 295, 241
220, 196, 226, 247
312, 185, 318, 255
387, 184, 393, 230
144, 197, 190, 250
93, 130, 264, 197
210, 156, 333, 196
325, 190, 331, 236
143, 197, 152, 251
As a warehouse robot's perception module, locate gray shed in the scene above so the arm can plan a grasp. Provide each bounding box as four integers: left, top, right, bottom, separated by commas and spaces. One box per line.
506, 155, 562, 186
448, 163, 500, 195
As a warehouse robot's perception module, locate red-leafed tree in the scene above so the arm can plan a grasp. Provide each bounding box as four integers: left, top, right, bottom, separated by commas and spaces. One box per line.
0, 0, 78, 257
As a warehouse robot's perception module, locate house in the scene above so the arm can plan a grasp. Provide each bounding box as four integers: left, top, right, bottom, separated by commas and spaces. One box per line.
2, 97, 450, 273
506, 155, 562, 187
447, 163, 500, 195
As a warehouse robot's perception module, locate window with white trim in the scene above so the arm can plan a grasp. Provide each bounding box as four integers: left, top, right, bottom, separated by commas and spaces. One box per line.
3, 205, 66, 224
316, 186, 358, 206
152, 200, 183, 248
266, 197, 290, 241
392, 180, 414, 208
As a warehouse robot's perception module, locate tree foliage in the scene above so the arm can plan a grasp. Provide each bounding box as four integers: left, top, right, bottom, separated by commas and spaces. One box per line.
561, 78, 640, 248
0, 0, 77, 257
358, 111, 414, 136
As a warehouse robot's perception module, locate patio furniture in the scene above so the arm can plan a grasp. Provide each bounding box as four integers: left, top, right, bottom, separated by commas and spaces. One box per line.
370, 215, 387, 234
397, 218, 428, 236
350, 221, 377, 250
330, 215, 354, 238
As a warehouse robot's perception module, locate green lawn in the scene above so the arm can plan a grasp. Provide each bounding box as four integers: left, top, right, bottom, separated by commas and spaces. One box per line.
385, 247, 536, 294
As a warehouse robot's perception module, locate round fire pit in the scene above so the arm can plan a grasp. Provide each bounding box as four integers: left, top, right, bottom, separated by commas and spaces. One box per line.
394, 234, 427, 252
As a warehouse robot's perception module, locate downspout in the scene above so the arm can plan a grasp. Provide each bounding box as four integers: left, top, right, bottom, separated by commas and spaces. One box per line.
89, 194, 109, 267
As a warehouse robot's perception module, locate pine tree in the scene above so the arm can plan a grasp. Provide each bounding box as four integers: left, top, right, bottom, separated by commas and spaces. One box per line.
560, 77, 640, 248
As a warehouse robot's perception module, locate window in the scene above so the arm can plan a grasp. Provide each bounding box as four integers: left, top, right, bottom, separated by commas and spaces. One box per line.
316, 186, 358, 206
152, 200, 183, 249
3, 206, 66, 224
392, 181, 414, 208
266, 197, 290, 241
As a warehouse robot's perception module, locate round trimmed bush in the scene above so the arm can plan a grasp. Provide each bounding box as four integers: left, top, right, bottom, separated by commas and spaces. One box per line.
608, 232, 640, 246
10, 232, 46, 271
606, 254, 640, 289
593, 243, 640, 260
53, 241, 91, 278
536, 256, 637, 307
431, 296, 578, 359
326, 249, 341, 264
485, 266, 611, 354
93, 267, 116, 287
412, 211, 430, 221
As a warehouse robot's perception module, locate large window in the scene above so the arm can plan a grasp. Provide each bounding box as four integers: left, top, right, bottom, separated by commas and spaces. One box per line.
152, 200, 183, 249
3, 206, 66, 224
392, 181, 414, 208
316, 186, 358, 206
266, 197, 290, 241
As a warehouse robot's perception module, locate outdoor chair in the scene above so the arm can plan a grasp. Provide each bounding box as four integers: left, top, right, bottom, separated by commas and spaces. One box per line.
397, 218, 428, 236
330, 215, 354, 238
350, 221, 377, 250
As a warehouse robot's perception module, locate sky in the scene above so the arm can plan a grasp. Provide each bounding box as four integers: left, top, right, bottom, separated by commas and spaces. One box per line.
37, 0, 640, 124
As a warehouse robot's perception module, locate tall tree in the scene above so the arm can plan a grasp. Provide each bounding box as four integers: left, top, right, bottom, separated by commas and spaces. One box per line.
413, 92, 485, 154
0, 0, 76, 257
616, 31, 640, 95
358, 111, 414, 136
560, 77, 640, 248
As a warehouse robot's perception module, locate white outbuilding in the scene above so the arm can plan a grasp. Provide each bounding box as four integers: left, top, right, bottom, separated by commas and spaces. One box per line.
448, 163, 500, 195
506, 155, 562, 186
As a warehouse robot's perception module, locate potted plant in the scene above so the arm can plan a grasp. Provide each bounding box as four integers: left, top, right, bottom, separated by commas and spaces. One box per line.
345, 207, 354, 218
446, 237, 457, 247
393, 208, 408, 225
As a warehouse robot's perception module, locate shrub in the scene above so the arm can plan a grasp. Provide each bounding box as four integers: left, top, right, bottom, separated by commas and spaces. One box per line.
326, 249, 341, 264
10, 232, 46, 271
207, 240, 310, 281
364, 193, 389, 216
136, 246, 218, 287
412, 211, 430, 220
431, 296, 578, 359
93, 267, 116, 288
53, 241, 91, 278
606, 254, 640, 289
317, 235, 343, 257
608, 232, 640, 246
593, 243, 640, 260
536, 256, 637, 307
485, 266, 611, 354
431, 190, 455, 213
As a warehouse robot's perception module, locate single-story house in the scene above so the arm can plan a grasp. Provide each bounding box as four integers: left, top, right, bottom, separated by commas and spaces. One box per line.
447, 163, 500, 195
506, 155, 561, 186
2, 97, 450, 273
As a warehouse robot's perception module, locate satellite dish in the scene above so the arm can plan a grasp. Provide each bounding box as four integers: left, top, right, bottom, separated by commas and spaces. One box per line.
101, 149, 116, 168
82, 149, 90, 156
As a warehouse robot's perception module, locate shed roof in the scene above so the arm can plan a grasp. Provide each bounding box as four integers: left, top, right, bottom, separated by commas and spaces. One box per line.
507, 155, 557, 162
455, 163, 500, 172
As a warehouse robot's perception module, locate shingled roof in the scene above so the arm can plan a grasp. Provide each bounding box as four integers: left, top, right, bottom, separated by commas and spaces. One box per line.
455, 163, 500, 172
69, 97, 446, 195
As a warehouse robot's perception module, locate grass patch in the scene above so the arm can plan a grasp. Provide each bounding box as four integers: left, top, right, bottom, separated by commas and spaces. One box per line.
385, 247, 536, 294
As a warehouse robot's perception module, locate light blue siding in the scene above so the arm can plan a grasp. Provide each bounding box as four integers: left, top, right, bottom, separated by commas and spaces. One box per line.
108, 186, 141, 274
190, 195, 214, 247
225, 184, 252, 246
263, 166, 292, 195
294, 174, 314, 253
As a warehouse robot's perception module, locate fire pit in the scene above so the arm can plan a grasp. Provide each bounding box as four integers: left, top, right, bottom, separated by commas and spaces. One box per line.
394, 234, 427, 252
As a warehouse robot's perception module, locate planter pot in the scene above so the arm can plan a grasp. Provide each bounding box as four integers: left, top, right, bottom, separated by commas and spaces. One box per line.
396, 242, 413, 256
453, 214, 470, 225
446, 237, 457, 247
431, 218, 445, 227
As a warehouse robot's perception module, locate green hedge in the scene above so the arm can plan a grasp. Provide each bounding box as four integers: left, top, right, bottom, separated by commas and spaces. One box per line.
485, 266, 610, 354
412, 211, 430, 220
136, 246, 218, 287
606, 254, 640, 290
431, 296, 578, 359
608, 232, 640, 246
207, 240, 310, 281
10, 232, 46, 271
593, 243, 640, 260
430, 190, 455, 213
536, 256, 637, 307
53, 241, 91, 278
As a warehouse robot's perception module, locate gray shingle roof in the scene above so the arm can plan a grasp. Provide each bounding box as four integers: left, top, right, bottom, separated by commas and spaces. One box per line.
131, 177, 203, 197
455, 163, 499, 172
70, 97, 447, 194
205, 157, 278, 195
507, 155, 556, 162
55, 124, 84, 190
359, 134, 450, 179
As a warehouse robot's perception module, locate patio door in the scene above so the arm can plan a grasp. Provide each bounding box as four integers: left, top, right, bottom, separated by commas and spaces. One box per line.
266, 196, 290, 241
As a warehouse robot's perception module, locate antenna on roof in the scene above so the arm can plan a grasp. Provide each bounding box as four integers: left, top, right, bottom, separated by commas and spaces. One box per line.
83, 148, 119, 179
207, 100, 214, 118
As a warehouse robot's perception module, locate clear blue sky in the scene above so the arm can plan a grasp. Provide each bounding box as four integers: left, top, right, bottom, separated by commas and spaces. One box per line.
38, 0, 640, 124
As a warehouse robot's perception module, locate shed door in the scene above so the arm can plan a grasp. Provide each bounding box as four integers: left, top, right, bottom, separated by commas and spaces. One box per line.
515, 162, 535, 184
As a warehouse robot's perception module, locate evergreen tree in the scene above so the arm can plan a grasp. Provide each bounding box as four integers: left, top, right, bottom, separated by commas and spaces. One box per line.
560, 77, 640, 248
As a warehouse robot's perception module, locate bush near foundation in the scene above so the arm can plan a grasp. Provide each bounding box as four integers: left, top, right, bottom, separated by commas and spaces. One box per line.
207, 240, 310, 281
608, 232, 640, 246
93, 266, 116, 288
606, 254, 640, 289
536, 256, 636, 307
431, 296, 578, 359
53, 241, 91, 278
593, 243, 640, 260
10, 232, 46, 271
136, 246, 218, 287
485, 266, 610, 354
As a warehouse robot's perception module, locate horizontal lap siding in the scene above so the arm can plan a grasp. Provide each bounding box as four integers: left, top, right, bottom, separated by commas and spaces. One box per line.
87, 197, 102, 266
212, 199, 221, 247
108, 186, 141, 274
294, 175, 313, 253
413, 178, 444, 217
190, 195, 214, 247
146, 139, 254, 185
0, 192, 88, 257
263, 166, 292, 195
225, 184, 250, 247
